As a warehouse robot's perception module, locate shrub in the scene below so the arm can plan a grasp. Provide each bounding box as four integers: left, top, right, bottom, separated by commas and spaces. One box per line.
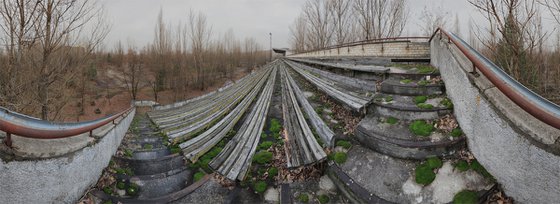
455, 160, 469, 172
451, 128, 463, 137
453, 190, 478, 204
194, 171, 205, 182
253, 151, 273, 164
426, 157, 443, 169
414, 96, 428, 104
258, 141, 274, 150
268, 167, 279, 177
416, 103, 434, 109
415, 163, 436, 185
336, 140, 352, 149
334, 152, 348, 164
298, 193, 309, 203
318, 194, 330, 204
386, 117, 398, 125
254, 181, 267, 194
409, 120, 434, 136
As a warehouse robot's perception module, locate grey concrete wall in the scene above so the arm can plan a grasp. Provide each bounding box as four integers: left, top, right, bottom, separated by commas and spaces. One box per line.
0, 108, 135, 203
431, 37, 560, 203
288, 41, 430, 58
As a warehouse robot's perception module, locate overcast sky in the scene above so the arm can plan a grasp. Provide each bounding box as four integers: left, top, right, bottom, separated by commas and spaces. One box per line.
99, 0, 557, 50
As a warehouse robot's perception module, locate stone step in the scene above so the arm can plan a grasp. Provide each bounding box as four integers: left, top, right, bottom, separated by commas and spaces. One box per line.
114, 153, 184, 176
127, 166, 192, 199
370, 94, 452, 120
380, 78, 444, 96
330, 145, 494, 203
355, 115, 465, 160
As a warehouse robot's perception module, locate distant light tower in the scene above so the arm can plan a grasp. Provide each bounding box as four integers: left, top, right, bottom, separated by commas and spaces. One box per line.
269, 32, 272, 62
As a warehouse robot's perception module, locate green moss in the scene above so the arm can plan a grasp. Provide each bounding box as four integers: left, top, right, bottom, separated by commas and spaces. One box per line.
384, 95, 393, 102
415, 163, 436, 185
400, 79, 413, 84
258, 141, 274, 150
261, 133, 268, 139
298, 193, 309, 203
426, 157, 443, 169
268, 167, 278, 177
253, 151, 273, 164
455, 160, 469, 172
416, 103, 434, 109
441, 97, 454, 109
417, 80, 430, 86
170, 147, 181, 154
318, 194, 330, 204
103, 200, 113, 204
417, 65, 437, 74
336, 140, 352, 149
194, 171, 205, 182
103, 186, 112, 195
116, 181, 126, 190
143, 144, 153, 150
124, 149, 133, 157
414, 96, 428, 104
451, 128, 463, 137
453, 190, 478, 204
315, 107, 324, 115
254, 181, 267, 194
115, 167, 134, 176
470, 160, 494, 180
126, 184, 138, 196
409, 120, 434, 136
334, 152, 348, 164
386, 117, 399, 125
270, 119, 282, 133
227, 130, 237, 138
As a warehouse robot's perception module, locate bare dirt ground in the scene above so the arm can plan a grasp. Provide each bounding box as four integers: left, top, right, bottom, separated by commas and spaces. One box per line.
59, 66, 250, 122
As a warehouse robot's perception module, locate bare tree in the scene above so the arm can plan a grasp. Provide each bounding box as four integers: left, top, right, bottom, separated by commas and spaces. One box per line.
327, 0, 353, 45
122, 47, 142, 100
302, 0, 332, 49
289, 15, 307, 52
418, 6, 449, 36
353, 0, 408, 40
188, 10, 212, 90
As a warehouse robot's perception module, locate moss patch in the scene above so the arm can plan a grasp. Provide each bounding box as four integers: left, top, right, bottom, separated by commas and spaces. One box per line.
453, 190, 478, 204
336, 140, 352, 149
416, 103, 434, 109
194, 171, 205, 182
384, 95, 393, 102
268, 167, 278, 177
254, 181, 267, 194
258, 141, 274, 150
416, 65, 437, 74
334, 152, 348, 164
386, 117, 398, 125
455, 160, 469, 172
409, 120, 434, 136
400, 79, 413, 84
253, 151, 273, 164
441, 97, 454, 109
426, 157, 443, 169
318, 194, 330, 204
450, 128, 463, 137
470, 160, 494, 181
298, 193, 309, 203
415, 163, 436, 185
414, 96, 428, 104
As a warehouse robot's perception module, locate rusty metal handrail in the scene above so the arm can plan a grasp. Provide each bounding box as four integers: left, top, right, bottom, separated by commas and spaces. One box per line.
431, 28, 560, 129
292, 36, 430, 55
0, 106, 134, 146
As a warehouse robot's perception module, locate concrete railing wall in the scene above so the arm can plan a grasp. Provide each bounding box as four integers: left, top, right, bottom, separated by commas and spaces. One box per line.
431, 37, 560, 203
288, 41, 430, 59
0, 108, 136, 203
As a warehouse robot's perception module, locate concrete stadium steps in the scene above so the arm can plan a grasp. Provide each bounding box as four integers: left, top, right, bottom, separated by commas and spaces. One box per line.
371, 93, 452, 120
329, 145, 493, 203
156, 71, 270, 142
93, 115, 197, 203
288, 57, 390, 74
280, 65, 327, 168
283, 63, 335, 147
179, 65, 276, 162
354, 115, 465, 160
209, 65, 277, 181
285, 60, 373, 112
380, 77, 444, 96
294, 60, 377, 92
